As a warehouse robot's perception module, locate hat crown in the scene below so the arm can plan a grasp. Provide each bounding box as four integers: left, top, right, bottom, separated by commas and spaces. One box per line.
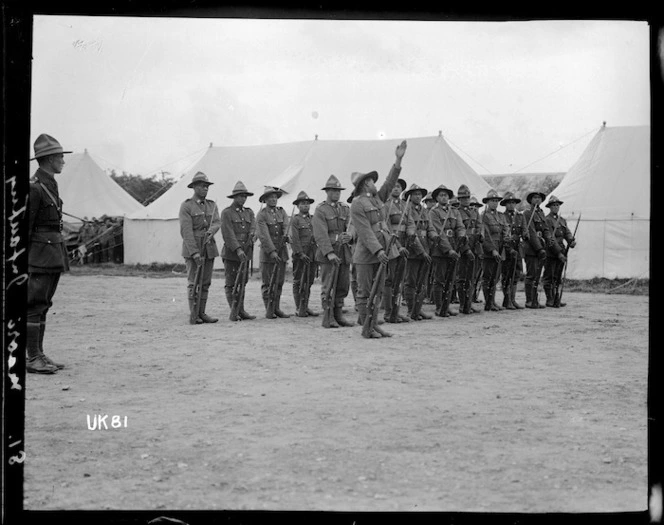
231, 181, 249, 194
503, 191, 514, 200
322, 174, 343, 190
457, 184, 471, 197
259, 186, 284, 202
350, 171, 378, 188
33, 133, 70, 159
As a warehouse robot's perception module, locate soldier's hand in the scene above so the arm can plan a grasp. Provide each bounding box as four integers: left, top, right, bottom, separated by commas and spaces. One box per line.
236, 248, 247, 262
327, 252, 341, 265
193, 253, 203, 266
339, 232, 352, 244
270, 251, 282, 263
510, 249, 519, 258
465, 251, 475, 261
569, 240, 576, 249
399, 246, 409, 258
558, 253, 567, 263
204, 231, 214, 244
395, 140, 407, 159
301, 254, 311, 264
377, 249, 389, 265
494, 253, 502, 263
538, 249, 547, 262
423, 253, 432, 264
449, 250, 460, 261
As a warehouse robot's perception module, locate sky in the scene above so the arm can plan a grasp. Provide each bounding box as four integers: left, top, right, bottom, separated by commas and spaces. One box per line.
30, 16, 651, 178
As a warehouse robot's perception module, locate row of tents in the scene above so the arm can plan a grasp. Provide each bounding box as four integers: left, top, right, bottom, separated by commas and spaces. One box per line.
31, 125, 650, 280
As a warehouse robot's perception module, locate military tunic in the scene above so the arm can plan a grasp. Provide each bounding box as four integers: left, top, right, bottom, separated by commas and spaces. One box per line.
220, 203, 256, 302
312, 200, 352, 309
403, 203, 437, 316
179, 197, 221, 300
27, 169, 70, 324
256, 205, 290, 302
501, 209, 528, 299
429, 203, 466, 315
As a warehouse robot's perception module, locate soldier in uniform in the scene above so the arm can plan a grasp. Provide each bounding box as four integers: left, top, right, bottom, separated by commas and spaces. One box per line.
402, 184, 438, 321
456, 186, 482, 314
469, 196, 486, 306
179, 171, 221, 324
429, 184, 464, 317
424, 192, 436, 211
26, 134, 72, 373
220, 181, 256, 321
256, 186, 291, 319
500, 192, 528, 309
291, 191, 319, 317
480, 189, 509, 311
312, 175, 354, 328
381, 178, 413, 323
351, 140, 408, 339
543, 195, 577, 307
522, 191, 553, 309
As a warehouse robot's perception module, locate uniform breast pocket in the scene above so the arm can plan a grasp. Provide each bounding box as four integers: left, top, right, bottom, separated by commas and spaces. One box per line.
192, 212, 207, 228
232, 217, 246, 233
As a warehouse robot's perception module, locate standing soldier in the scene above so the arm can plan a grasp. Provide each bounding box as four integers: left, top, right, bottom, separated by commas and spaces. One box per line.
424, 192, 435, 210
480, 189, 508, 311
448, 196, 461, 305
469, 196, 486, 306
291, 191, 319, 317
179, 171, 221, 325
543, 195, 577, 307
220, 181, 256, 321
382, 178, 413, 324
26, 134, 72, 373
522, 191, 552, 309
313, 175, 354, 328
500, 192, 528, 309
351, 140, 408, 339
402, 184, 438, 321
429, 184, 464, 317
456, 186, 482, 314
256, 186, 292, 318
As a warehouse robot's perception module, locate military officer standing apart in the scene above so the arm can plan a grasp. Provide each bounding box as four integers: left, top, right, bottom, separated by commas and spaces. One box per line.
382, 178, 413, 324
256, 186, 291, 318
179, 172, 221, 325
220, 181, 256, 321
402, 184, 438, 320
312, 175, 354, 328
456, 185, 482, 314
522, 191, 553, 309
351, 140, 408, 339
291, 191, 319, 317
543, 195, 576, 307
429, 184, 464, 317
26, 134, 72, 373
500, 192, 528, 309
480, 189, 509, 311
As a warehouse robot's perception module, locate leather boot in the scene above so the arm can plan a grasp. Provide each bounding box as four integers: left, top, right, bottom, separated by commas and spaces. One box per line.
334, 306, 355, 327
350, 279, 359, 311
264, 296, 276, 319
238, 289, 255, 319
305, 294, 319, 316
544, 286, 555, 307
554, 285, 566, 307
274, 295, 290, 318
511, 284, 524, 309
189, 298, 203, 324
458, 286, 470, 314
198, 297, 219, 323
373, 319, 393, 337
27, 322, 57, 374
483, 284, 492, 311
358, 303, 381, 339
490, 286, 504, 311
524, 283, 533, 308
527, 284, 542, 309
382, 286, 393, 322
39, 322, 65, 369
434, 287, 445, 317
293, 286, 303, 315
502, 282, 512, 309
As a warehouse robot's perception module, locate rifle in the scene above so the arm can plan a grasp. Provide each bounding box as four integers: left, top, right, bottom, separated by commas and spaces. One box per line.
297, 252, 311, 317
229, 257, 248, 321
558, 213, 581, 305
363, 195, 411, 338
193, 235, 212, 320
266, 206, 296, 318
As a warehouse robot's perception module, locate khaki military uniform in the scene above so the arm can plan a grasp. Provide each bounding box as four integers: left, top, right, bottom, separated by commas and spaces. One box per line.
256, 204, 290, 315
291, 212, 318, 315
220, 203, 256, 313
543, 212, 575, 306
523, 205, 552, 308
481, 208, 509, 310
403, 203, 436, 320
501, 209, 528, 308
456, 203, 482, 313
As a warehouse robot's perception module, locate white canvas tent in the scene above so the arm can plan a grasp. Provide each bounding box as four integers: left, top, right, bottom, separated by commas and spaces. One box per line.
542, 124, 650, 280
30, 149, 144, 228
124, 134, 493, 264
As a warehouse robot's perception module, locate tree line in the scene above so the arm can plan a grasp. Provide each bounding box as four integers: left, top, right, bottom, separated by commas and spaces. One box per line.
110, 170, 176, 206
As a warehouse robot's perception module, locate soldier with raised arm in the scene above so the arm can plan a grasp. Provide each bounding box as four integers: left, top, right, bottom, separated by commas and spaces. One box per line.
350, 140, 408, 339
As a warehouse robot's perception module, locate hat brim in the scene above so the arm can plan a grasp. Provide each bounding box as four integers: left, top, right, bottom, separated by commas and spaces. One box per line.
259, 191, 283, 203
482, 196, 502, 203
227, 191, 254, 198
322, 186, 346, 191
188, 181, 214, 188
526, 192, 546, 203
546, 201, 563, 207
352, 171, 379, 189
404, 187, 428, 200
294, 198, 315, 205
500, 197, 521, 205
31, 149, 73, 161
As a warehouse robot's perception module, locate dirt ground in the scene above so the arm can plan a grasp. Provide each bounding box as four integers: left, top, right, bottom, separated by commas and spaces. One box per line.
23, 272, 649, 513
